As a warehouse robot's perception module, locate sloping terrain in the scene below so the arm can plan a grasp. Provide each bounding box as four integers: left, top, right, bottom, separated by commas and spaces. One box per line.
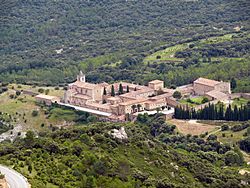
0, 0, 249, 85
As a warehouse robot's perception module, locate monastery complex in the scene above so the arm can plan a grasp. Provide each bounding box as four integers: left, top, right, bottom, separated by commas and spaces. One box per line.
37, 71, 230, 120
35, 71, 232, 121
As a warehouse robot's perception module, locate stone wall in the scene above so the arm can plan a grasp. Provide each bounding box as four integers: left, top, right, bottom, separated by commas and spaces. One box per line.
193, 83, 214, 95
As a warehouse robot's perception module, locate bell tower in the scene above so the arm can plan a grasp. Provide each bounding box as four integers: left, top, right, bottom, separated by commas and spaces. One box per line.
77, 71, 85, 82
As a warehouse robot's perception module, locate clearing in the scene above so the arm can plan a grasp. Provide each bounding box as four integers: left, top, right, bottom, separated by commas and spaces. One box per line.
168, 119, 218, 135
143, 33, 236, 65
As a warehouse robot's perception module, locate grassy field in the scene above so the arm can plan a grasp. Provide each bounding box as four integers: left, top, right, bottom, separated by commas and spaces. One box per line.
144, 44, 187, 63
0, 85, 65, 131
9, 84, 64, 97
143, 33, 236, 64
198, 33, 234, 45
179, 96, 206, 107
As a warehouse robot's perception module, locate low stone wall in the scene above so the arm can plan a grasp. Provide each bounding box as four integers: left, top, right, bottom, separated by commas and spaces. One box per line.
23, 90, 39, 96
241, 93, 250, 99
230, 93, 250, 100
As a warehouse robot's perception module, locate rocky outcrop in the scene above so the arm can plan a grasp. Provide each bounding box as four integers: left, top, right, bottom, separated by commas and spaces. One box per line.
109, 127, 128, 140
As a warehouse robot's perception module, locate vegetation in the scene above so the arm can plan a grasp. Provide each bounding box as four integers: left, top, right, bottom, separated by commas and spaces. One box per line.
239, 137, 250, 153
174, 103, 250, 121
0, 112, 14, 134
0, 115, 249, 187
0, 1, 249, 92
173, 91, 182, 99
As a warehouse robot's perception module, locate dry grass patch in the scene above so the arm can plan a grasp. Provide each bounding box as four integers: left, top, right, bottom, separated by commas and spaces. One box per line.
168, 119, 219, 135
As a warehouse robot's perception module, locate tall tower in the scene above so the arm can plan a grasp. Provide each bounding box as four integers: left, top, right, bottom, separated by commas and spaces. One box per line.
77, 71, 85, 82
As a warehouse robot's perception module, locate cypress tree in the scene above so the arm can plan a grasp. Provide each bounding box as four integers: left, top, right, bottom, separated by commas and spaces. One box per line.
230, 78, 237, 90
111, 85, 115, 97
233, 105, 239, 121
126, 85, 129, 93
103, 87, 107, 95
218, 103, 224, 120
119, 83, 123, 94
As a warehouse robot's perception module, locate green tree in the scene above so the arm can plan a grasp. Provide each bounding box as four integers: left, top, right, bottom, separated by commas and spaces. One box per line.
126, 85, 129, 93
173, 91, 182, 99
86, 176, 97, 188
103, 87, 107, 95
32, 110, 38, 117
16, 90, 21, 96
201, 97, 209, 104
118, 83, 123, 94
224, 150, 243, 166
230, 78, 237, 90
111, 85, 115, 96
221, 124, 229, 131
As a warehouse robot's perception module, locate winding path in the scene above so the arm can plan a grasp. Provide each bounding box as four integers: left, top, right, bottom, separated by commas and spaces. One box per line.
0, 165, 29, 188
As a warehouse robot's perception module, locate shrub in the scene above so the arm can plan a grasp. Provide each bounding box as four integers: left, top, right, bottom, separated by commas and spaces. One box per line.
231, 123, 249, 132
224, 151, 244, 166
221, 124, 229, 131
16, 90, 21, 96
173, 91, 182, 99
207, 134, 217, 141
38, 88, 44, 93
201, 97, 209, 104
32, 110, 38, 117
239, 137, 250, 153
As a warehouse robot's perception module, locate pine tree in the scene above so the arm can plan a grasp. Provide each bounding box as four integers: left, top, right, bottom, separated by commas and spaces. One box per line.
111, 85, 115, 97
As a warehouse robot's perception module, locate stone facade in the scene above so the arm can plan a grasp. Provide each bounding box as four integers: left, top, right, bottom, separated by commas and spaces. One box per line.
61, 73, 232, 120
62, 72, 175, 119
193, 77, 231, 96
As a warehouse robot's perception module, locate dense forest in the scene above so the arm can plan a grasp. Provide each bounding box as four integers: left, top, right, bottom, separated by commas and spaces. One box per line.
0, 114, 249, 187
0, 0, 250, 91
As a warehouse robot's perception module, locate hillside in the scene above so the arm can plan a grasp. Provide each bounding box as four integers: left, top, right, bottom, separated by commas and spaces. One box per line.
0, 0, 250, 87
0, 121, 249, 188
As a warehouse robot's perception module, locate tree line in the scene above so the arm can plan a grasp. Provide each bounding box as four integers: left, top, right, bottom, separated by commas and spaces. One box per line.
174, 102, 250, 121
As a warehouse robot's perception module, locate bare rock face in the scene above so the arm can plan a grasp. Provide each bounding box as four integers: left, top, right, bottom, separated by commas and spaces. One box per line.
110, 127, 128, 140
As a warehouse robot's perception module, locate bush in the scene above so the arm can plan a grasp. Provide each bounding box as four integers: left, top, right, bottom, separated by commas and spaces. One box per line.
201, 97, 209, 104
221, 124, 229, 131
239, 137, 250, 153
173, 91, 182, 99
38, 88, 44, 93
207, 134, 217, 141
32, 110, 38, 117
16, 90, 21, 96
224, 151, 244, 166
231, 123, 249, 132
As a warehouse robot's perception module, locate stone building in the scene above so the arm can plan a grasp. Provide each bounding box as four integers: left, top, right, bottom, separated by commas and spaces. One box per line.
193, 77, 231, 95
62, 72, 175, 120
35, 94, 60, 105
